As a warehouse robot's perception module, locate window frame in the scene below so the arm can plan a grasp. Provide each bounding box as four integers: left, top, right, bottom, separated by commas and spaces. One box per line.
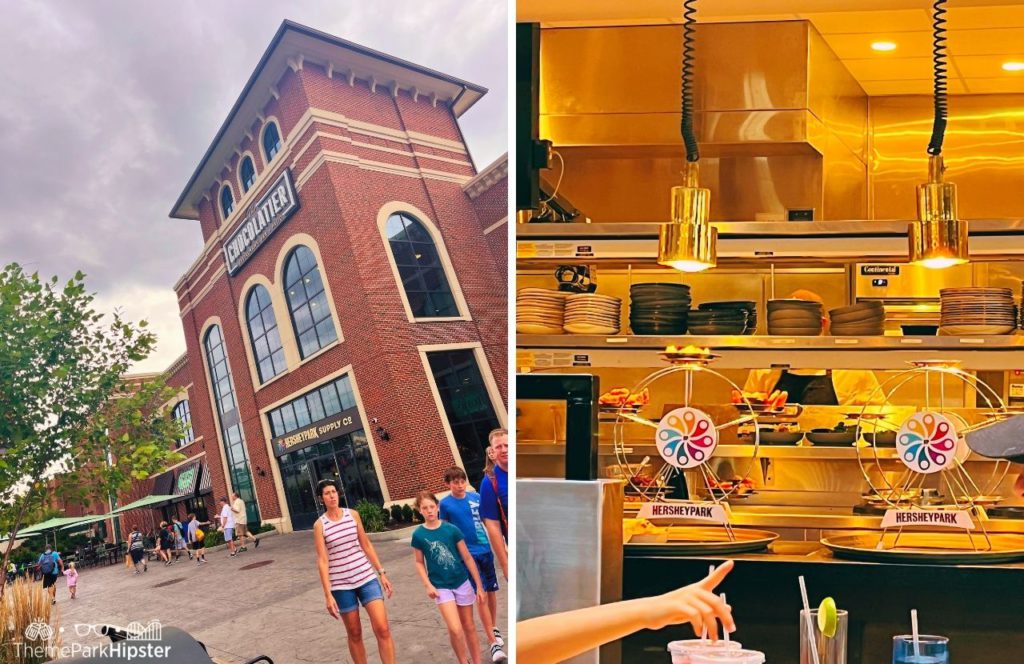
244, 284, 287, 384
219, 184, 235, 221
171, 400, 195, 449
239, 154, 257, 194
262, 121, 282, 163
282, 245, 338, 360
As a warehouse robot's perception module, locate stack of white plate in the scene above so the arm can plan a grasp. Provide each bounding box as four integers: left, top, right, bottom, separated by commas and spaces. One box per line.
939, 287, 1017, 335
516, 288, 568, 334
564, 293, 622, 334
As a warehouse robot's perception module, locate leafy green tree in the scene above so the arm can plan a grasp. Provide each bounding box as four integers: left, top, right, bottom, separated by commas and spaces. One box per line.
0, 264, 184, 599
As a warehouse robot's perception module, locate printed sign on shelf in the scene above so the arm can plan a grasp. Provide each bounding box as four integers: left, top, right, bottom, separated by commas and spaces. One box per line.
655, 407, 719, 469
638, 502, 730, 524
881, 509, 975, 530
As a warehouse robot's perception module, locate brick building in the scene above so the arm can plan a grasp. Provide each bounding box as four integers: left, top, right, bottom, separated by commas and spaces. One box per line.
115, 20, 507, 534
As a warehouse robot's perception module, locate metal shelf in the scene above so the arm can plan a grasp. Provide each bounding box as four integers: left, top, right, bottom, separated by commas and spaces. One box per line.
516, 220, 1024, 265
516, 334, 1024, 370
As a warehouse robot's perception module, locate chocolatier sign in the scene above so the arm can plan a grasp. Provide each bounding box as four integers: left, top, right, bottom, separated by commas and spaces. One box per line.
224, 169, 300, 276
272, 407, 363, 457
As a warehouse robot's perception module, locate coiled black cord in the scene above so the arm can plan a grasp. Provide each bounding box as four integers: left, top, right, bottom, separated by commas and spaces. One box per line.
928, 0, 948, 156
681, 0, 699, 162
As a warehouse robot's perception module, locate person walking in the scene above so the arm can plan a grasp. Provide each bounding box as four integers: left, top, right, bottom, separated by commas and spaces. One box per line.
37, 545, 63, 605
231, 491, 258, 552
441, 466, 507, 662
479, 429, 509, 581
313, 479, 395, 664
412, 491, 487, 664
158, 521, 174, 565
172, 516, 188, 561
216, 496, 237, 557
187, 513, 210, 565
128, 526, 147, 574
65, 562, 79, 599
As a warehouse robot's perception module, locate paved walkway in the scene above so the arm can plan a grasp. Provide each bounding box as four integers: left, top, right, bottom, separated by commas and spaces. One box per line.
51, 530, 508, 663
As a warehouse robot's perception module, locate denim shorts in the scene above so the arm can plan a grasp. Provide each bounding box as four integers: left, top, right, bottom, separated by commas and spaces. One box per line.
470, 552, 500, 593
332, 578, 384, 614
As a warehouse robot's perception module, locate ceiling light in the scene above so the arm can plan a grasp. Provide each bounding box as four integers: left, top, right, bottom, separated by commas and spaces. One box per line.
1002, 61, 1024, 72
658, 0, 717, 274
871, 41, 897, 52
909, 0, 968, 269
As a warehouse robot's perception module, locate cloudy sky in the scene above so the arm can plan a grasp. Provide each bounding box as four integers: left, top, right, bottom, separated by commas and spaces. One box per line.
0, 1, 507, 372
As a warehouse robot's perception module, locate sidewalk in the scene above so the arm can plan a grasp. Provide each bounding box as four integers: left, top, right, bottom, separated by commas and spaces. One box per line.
53, 531, 508, 663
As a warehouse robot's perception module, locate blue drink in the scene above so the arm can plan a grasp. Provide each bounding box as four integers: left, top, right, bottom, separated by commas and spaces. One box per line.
892, 635, 949, 664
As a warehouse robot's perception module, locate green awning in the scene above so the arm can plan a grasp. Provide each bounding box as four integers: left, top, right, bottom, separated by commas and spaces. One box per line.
112, 494, 177, 513
19, 516, 92, 535
58, 514, 114, 530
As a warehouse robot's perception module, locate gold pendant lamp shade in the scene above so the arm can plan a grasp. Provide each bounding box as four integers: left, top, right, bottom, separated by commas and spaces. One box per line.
909, 155, 968, 269
658, 162, 717, 272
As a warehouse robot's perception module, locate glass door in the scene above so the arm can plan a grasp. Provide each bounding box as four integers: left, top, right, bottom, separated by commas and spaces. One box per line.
283, 460, 320, 531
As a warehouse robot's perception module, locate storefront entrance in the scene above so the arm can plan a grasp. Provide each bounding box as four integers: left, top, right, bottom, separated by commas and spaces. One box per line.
279, 430, 384, 531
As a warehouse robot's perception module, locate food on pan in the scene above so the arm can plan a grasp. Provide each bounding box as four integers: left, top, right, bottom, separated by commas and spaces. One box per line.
599, 387, 650, 408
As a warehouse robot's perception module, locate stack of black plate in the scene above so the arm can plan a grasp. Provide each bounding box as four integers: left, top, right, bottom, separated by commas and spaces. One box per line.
767, 299, 824, 336
697, 301, 757, 335
629, 283, 691, 335
687, 305, 752, 335
829, 301, 885, 336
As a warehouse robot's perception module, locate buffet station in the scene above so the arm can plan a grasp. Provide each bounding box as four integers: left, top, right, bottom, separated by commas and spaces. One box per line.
516, 2, 1024, 661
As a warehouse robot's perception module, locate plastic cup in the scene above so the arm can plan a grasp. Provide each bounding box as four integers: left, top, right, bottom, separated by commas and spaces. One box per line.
689, 649, 766, 664
800, 608, 847, 664
892, 635, 949, 664
667, 639, 743, 664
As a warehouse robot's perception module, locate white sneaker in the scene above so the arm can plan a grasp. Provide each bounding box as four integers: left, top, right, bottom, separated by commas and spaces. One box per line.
492, 628, 505, 648
490, 643, 507, 662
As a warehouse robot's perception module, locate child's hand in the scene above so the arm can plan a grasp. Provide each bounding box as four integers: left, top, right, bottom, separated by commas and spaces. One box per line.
380, 574, 394, 598
325, 594, 341, 620
426, 584, 439, 599
476, 589, 486, 606
640, 559, 736, 638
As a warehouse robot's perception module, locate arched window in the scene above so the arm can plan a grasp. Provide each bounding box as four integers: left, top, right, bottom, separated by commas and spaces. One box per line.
385, 212, 458, 318
283, 246, 337, 358
245, 285, 286, 383
240, 156, 256, 193
220, 185, 234, 220
262, 122, 281, 162
171, 400, 194, 449
203, 325, 259, 523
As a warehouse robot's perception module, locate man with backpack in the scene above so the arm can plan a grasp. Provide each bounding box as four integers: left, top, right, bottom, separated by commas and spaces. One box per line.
479, 429, 509, 582
37, 545, 63, 604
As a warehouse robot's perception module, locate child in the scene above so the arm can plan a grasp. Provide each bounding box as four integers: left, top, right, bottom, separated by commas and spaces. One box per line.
65, 562, 79, 599
411, 491, 487, 664
440, 467, 506, 662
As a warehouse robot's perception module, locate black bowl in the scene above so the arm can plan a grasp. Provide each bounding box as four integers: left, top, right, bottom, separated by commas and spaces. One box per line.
758, 431, 804, 445
806, 430, 857, 445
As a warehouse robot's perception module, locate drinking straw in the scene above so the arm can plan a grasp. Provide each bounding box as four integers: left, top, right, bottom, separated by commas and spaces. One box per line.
911, 609, 921, 658
798, 576, 821, 664
721, 593, 730, 643
702, 565, 714, 641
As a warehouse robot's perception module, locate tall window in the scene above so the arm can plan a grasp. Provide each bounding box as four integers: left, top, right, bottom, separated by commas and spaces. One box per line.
284, 246, 338, 358
220, 185, 234, 220
262, 122, 281, 162
385, 212, 458, 318
171, 400, 194, 449
268, 375, 356, 438
245, 285, 286, 383
240, 156, 257, 193
203, 325, 259, 523
427, 348, 500, 488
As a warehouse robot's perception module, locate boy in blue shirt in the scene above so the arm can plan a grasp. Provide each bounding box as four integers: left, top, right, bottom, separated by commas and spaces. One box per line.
440, 467, 506, 662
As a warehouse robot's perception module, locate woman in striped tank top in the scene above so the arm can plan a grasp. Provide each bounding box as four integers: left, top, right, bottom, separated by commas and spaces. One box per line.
314, 479, 396, 664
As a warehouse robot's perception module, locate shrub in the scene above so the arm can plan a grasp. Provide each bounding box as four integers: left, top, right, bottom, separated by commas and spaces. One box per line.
389, 504, 404, 524
202, 529, 224, 548
0, 578, 59, 662
355, 500, 387, 533
400, 504, 414, 523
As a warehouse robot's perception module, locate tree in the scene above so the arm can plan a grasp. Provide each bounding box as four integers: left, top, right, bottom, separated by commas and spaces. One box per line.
0, 263, 184, 599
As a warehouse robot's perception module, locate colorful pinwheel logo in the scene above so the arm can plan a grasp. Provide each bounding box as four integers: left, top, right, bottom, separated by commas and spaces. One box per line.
897, 411, 958, 474
656, 407, 719, 469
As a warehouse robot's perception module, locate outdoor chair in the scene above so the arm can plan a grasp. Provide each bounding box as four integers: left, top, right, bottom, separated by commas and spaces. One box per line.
51, 625, 273, 663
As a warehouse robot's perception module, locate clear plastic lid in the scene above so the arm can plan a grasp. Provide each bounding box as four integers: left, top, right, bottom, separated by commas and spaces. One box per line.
688, 649, 766, 664
667, 639, 743, 654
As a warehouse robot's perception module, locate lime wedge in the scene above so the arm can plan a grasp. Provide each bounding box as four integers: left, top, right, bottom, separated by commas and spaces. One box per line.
817, 597, 838, 638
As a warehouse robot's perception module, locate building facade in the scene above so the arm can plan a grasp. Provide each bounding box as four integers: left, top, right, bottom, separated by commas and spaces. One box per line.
121, 21, 507, 534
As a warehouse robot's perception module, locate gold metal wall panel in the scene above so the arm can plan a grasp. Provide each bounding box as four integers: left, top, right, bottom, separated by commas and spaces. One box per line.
869, 94, 1024, 220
